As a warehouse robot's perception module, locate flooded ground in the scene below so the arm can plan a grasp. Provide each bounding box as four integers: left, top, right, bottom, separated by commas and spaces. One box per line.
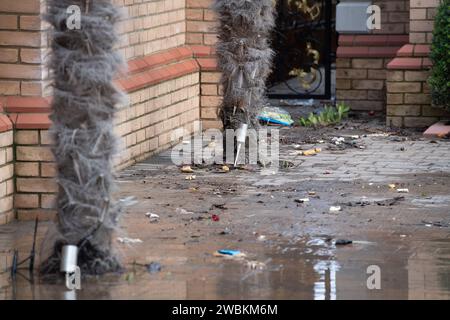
1, 118, 450, 300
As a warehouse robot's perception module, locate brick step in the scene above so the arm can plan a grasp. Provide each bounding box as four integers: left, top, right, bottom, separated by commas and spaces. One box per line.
117, 45, 216, 92
339, 35, 409, 47
387, 44, 432, 70
0, 96, 51, 113
337, 34, 409, 59
337, 46, 401, 58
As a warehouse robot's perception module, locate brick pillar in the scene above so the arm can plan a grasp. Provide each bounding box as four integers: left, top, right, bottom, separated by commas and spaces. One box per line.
186, 0, 222, 129
386, 0, 450, 127
186, 0, 217, 46
409, 0, 440, 44
14, 128, 57, 221
0, 0, 48, 97
0, 114, 14, 225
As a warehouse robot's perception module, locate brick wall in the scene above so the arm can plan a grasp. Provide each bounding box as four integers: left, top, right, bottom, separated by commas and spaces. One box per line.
115, 67, 201, 169
0, 0, 48, 97
186, 0, 222, 128
336, 0, 411, 113
337, 57, 390, 112
386, 0, 450, 127
14, 128, 57, 221
0, 114, 14, 225
186, 0, 217, 46
336, 35, 409, 113
0, 0, 224, 223
386, 68, 449, 127
114, 0, 186, 60
373, 0, 410, 34
409, 0, 440, 44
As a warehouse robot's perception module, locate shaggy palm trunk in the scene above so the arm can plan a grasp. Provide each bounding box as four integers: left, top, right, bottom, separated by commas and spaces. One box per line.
41, 0, 124, 275
213, 0, 275, 130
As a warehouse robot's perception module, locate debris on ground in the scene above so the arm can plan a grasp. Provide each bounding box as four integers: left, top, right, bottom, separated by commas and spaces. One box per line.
145, 212, 160, 223
332, 137, 345, 145
327, 135, 365, 150
388, 184, 396, 189
124, 272, 135, 283
375, 197, 405, 206
219, 227, 231, 235
176, 207, 194, 215
257, 235, 267, 241
117, 237, 143, 244
297, 148, 322, 156
211, 214, 220, 222
343, 197, 405, 207
181, 165, 194, 173
329, 206, 342, 213
210, 203, 227, 210
342, 199, 371, 207
146, 262, 162, 274
214, 249, 246, 258
257, 106, 294, 127
295, 198, 310, 204
397, 188, 409, 193
421, 220, 449, 228
222, 165, 230, 173
335, 239, 353, 246
185, 175, 196, 180
280, 160, 295, 169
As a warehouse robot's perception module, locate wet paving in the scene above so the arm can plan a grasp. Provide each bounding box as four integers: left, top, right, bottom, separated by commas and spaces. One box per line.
1, 122, 450, 300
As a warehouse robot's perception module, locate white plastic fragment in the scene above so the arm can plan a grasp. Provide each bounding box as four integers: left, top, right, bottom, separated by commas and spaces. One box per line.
117, 237, 143, 244
329, 206, 342, 213
145, 212, 160, 222
176, 207, 194, 215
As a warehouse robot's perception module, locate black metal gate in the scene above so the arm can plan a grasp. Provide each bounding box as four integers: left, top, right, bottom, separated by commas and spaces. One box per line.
267, 0, 336, 100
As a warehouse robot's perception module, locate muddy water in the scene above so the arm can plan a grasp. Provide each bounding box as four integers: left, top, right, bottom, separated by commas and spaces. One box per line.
1, 147, 450, 299
1, 220, 450, 300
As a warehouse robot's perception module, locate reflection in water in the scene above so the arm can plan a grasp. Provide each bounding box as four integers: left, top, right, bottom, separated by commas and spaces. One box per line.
2, 220, 450, 299
313, 260, 340, 300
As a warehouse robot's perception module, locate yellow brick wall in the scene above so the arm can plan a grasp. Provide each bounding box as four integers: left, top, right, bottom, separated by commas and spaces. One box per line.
409, 0, 440, 44
114, 0, 186, 60
186, 0, 217, 45
386, 69, 450, 127
14, 129, 57, 221
0, 0, 48, 97
0, 130, 14, 224
373, 0, 410, 34
114, 72, 200, 169
0, 0, 216, 223
336, 57, 390, 112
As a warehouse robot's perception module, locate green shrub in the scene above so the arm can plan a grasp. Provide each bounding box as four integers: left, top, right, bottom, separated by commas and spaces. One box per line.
298, 103, 350, 127
428, 0, 450, 111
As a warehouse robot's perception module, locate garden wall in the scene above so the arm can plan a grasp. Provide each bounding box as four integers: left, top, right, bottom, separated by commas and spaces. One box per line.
336, 0, 450, 127
336, 0, 410, 114
0, 0, 220, 223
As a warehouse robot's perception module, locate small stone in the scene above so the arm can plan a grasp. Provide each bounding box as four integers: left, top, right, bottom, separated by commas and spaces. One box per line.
146, 262, 162, 274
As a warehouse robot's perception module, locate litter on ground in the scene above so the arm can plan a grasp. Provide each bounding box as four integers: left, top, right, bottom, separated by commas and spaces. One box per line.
117, 237, 143, 244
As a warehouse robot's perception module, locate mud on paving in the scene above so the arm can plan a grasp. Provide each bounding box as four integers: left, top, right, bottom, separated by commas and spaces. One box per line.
1, 118, 450, 299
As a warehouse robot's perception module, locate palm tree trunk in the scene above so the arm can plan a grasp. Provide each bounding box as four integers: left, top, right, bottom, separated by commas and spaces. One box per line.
41, 0, 125, 275
213, 0, 275, 130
